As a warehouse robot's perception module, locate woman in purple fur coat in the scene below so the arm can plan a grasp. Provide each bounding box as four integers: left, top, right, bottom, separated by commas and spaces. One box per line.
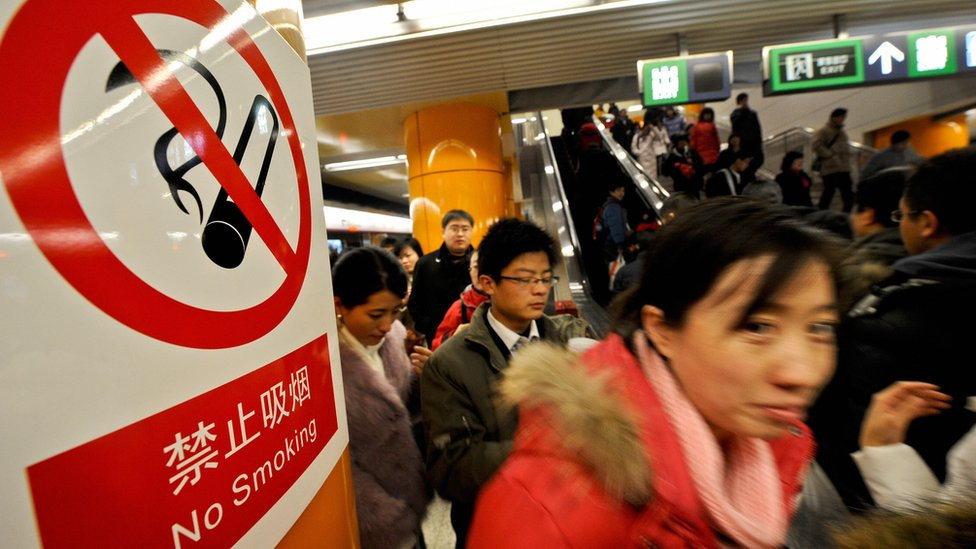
333, 247, 430, 548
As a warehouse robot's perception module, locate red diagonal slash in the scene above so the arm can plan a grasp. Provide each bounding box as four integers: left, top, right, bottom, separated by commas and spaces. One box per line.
99, 15, 297, 273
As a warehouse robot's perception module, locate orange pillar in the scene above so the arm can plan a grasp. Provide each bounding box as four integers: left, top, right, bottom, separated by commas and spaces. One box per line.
872, 114, 969, 158
404, 103, 507, 254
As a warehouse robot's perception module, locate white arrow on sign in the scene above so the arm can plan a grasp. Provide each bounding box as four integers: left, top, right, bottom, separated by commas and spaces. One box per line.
868, 41, 905, 75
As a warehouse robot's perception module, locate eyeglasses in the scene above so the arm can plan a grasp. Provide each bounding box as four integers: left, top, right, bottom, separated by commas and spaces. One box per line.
890, 209, 921, 223
445, 224, 472, 234
497, 275, 559, 288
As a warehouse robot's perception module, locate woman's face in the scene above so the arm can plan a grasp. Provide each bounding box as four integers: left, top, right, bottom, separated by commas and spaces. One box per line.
337, 289, 403, 347
643, 256, 838, 441
790, 157, 804, 173
399, 246, 420, 274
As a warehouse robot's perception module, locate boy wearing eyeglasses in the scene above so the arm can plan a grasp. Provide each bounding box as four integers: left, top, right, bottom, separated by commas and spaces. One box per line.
421, 218, 590, 547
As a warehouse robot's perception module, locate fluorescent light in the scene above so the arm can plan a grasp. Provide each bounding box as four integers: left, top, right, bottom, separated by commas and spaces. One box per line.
306, 0, 672, 55
511, 117, 527, 124
627, 105, 643, 113
324, 206, 413, 233
324, 155, 407, 172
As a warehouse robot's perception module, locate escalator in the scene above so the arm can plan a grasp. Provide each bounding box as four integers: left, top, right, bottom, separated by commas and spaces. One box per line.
511, 113, 877, 335
512, 113, 609, 335
511, 111, 671, 335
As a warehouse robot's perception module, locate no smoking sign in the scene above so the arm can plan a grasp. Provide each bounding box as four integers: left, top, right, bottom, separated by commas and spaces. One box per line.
0, 0, 313, 349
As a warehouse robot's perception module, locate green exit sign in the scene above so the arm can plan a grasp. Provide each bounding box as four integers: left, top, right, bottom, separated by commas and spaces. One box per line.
766, 39, 865, 92
907, 29, 956, 77
638, 51, 732, 107
642, 59, 689, 105
764, 25, 976, 95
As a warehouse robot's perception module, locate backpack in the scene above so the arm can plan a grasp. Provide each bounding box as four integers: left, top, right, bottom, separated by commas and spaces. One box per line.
579, 123, 603, 152
592, 203, 607, 241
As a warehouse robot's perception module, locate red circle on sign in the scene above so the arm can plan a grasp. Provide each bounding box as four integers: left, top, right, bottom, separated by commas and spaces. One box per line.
0, 0, 313, 349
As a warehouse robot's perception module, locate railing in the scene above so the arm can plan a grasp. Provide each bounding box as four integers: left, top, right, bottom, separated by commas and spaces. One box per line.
760, 126, 876, 182
512, 113, 609, 336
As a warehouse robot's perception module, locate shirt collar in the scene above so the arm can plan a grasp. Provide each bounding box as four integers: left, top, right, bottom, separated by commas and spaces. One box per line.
486, 307, 539, 352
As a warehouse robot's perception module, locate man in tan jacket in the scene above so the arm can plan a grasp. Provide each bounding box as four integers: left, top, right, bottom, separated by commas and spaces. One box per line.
812, 107, 853, 212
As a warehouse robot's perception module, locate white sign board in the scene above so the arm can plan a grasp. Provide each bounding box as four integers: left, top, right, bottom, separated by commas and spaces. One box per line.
0, 0, 347, 546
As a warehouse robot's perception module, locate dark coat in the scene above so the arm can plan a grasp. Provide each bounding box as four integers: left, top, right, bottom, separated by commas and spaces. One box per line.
836, 228, 907, 311
340, 321, 429, 548
408, 243, 474, 342
663, 148, 704, 195
811, 231, 976, 510
705, 168, 740, 197
612, 254, 644, 295
730, 106, 763, 155
421, 303, 590, 545
775, 170, 814, 207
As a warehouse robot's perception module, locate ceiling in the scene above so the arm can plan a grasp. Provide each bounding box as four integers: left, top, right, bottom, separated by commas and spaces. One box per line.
301, 0, 399, 17
305, 0, 976, 115
303, 0, 976, 208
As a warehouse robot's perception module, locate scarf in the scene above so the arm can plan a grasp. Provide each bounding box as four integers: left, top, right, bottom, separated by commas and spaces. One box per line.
634, 333, 789, 548
338, 325, 385, 377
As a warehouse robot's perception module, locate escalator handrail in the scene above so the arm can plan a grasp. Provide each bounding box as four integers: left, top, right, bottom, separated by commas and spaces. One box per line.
590, 115, 667, 214
538, 111, 587, 259
534, 111, 610, 336
762, 126, 877, 155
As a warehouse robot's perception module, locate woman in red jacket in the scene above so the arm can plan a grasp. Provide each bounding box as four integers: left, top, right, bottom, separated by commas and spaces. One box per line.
467, 198, 843, 548
690, 107, 721, 172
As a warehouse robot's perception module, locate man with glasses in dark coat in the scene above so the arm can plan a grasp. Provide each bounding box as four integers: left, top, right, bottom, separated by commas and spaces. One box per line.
810, 147, 976, 512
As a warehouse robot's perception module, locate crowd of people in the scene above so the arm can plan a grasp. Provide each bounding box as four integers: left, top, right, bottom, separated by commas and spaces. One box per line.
605, 95, 926, 215
332, 119, 974, 546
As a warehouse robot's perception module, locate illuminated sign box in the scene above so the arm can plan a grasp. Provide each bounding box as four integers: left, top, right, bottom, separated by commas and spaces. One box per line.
764, 25, 976, 95
638, 51, 733, 107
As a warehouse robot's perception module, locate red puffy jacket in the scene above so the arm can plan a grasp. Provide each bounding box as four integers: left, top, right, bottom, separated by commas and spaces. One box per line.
690, 121, 721, 166
467, 335, 813, 548
430, 285, 490, 350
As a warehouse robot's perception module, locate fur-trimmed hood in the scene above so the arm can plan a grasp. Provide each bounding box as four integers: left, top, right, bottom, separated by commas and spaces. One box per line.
499, 341, 652, 506
834, 501, 976, 548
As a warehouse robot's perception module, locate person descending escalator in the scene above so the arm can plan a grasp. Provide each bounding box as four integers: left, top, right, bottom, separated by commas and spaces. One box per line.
593, 181, 631, 287
631, 108, 670, 181
663, 134, 703, 197
609, 104, 636, 155
730, 92, 765, 180
690, 107, 721, 174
